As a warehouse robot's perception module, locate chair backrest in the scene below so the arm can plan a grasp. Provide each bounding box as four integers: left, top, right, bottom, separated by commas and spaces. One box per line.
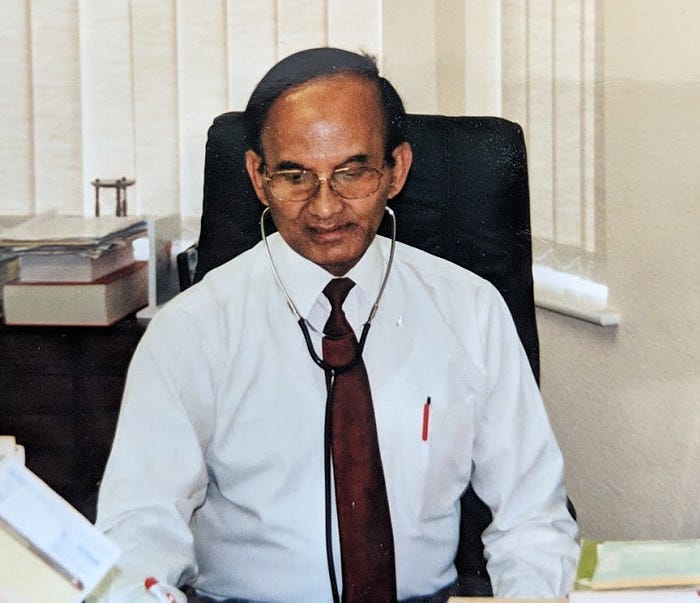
190, 111, 539, 594
194, 111, 538, 379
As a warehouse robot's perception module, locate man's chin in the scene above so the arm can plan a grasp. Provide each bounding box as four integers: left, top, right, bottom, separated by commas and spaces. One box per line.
300, 248, 364, 276
311, 255, 360, 276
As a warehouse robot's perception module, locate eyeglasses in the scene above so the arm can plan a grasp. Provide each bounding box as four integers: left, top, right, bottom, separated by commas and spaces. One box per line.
264, 165, 386, 203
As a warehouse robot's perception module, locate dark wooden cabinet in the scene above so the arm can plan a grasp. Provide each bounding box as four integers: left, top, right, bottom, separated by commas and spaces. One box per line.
0, 316, 145, 521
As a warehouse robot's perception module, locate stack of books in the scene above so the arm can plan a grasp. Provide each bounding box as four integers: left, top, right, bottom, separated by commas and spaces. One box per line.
0, 215, 149, 326
570, 538, 700, 601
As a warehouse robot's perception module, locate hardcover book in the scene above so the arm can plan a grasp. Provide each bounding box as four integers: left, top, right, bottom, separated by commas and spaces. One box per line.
18, 241, 135, 282
3, 261, 148, 326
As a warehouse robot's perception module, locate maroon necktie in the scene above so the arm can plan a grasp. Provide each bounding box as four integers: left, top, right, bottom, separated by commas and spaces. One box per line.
322, 277, 397, 603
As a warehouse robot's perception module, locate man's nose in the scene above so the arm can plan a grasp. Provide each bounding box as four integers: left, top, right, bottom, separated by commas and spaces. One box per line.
307, 177, 343, 216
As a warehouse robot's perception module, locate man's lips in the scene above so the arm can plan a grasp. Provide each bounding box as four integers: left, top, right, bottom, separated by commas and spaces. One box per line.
307, 223, 354, 241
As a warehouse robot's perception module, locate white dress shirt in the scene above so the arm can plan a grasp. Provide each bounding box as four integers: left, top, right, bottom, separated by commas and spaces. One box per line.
92, 232, 578, 603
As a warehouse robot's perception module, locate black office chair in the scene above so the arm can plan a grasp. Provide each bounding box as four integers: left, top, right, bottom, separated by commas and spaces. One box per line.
179, 111, 541, 597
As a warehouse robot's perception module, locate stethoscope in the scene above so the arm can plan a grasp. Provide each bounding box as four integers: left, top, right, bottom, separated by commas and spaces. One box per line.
260, 205, 397, 373
260, 205, 397, 603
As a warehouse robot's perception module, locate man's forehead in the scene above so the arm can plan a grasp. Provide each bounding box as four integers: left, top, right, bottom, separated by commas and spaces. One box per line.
255, 73, 387, 167
267, 73, 382, 121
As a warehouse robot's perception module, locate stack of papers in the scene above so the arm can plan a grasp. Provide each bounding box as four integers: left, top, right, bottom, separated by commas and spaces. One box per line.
0, 214, 147, 251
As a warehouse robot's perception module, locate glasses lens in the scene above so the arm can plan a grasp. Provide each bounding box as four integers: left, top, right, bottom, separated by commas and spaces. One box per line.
268, 171, 317, 202
331, 167, 382, 199
267, 166, 383, 202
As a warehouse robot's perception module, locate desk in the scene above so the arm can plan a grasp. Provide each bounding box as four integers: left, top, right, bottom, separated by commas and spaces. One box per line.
0, 316, 145, 520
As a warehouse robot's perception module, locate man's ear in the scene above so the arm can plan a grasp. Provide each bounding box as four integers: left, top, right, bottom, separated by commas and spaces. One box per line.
387, 142, 413, 200
245, 149, 270, 207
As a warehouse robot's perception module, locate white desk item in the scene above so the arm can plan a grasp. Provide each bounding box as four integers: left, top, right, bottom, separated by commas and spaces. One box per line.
0, 457, 120, 603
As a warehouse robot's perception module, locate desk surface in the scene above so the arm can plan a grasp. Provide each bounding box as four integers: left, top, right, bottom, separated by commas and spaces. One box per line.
449, 599, 566, 602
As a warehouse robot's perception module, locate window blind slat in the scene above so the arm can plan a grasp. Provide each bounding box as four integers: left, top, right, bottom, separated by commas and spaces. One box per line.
131, 0, 179, 216
328, 0, 381, 58
501, 0, 528, 128
78, 0, 135, 215
175, 0, 228, 217
527, 0, 555, 242
227, 0, 277, 110
553, 0, 583, 247
0, 1, 34, 215
31, 0, 82, 215
277, 0, 327, 59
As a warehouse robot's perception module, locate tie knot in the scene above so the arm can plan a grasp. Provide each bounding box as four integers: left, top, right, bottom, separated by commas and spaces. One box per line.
323, 277, 355, 311
323, 278, 355, 339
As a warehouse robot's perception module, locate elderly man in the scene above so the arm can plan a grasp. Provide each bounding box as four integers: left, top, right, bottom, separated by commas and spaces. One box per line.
92, 47, 578, 603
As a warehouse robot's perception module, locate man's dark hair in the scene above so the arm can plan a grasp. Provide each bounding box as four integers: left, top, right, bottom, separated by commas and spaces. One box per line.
244, 47, 408, 166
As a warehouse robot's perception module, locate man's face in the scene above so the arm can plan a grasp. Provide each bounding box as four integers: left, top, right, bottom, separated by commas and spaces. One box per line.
245, 74, 412, 276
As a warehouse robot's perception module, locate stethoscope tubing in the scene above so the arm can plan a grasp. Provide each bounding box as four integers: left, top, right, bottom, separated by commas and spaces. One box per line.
260, 206, 397, 602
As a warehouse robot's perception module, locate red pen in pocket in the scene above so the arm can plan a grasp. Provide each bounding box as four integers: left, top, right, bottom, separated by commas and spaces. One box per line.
422, 396, 431, 441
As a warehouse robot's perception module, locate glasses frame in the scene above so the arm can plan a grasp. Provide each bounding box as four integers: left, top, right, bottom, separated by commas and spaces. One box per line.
263, 164, 387, 203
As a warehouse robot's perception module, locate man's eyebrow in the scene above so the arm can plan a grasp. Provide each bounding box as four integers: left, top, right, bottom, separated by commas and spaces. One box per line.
272, 154, 370, 172
338, 154, 369, 167
274, 160, 306, 171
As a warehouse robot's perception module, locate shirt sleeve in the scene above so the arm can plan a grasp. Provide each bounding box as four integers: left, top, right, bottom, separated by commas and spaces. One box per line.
469, 288, 580, 598
90, 306, 218, 603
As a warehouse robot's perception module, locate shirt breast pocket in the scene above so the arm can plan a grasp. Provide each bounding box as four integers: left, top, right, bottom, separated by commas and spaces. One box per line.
373, 358, 480, 524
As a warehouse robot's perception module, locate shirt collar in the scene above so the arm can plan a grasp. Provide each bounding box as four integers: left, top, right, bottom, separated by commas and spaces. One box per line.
265, 231, 389, 321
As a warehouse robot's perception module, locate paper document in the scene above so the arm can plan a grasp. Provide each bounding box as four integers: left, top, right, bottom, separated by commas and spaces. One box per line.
0, 458, 120, 603
592, 539, 700, 589
0, 214, 146, 249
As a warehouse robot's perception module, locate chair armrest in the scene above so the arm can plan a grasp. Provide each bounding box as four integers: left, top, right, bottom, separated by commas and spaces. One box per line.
177, 243, 198, 291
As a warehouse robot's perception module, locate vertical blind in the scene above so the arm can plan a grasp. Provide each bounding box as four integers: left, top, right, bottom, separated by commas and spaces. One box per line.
1, 0, 598, 271
502, 1, 607, 316
0, 0, 382, 218
500, 0, 598, 255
